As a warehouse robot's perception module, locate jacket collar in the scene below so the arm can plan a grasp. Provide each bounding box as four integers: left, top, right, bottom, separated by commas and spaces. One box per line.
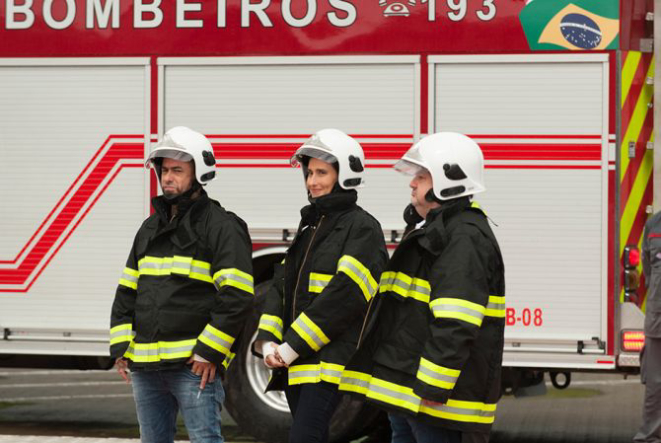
300, 190, 357, 226
149, 189, 210, 248
416, 197, 472, 255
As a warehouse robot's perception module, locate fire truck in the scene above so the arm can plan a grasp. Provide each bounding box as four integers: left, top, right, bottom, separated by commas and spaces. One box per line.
0, 0, 654, 441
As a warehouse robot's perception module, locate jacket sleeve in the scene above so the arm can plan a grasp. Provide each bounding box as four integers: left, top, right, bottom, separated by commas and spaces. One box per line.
412, 232, 491, 403
254, 261, 286, 353
109, 234, 140, 360
193, 216, 254, 366
284, 218, 388, 359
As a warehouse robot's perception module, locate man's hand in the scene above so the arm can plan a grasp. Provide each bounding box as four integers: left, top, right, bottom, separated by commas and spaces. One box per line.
264, 342, 286, 368
115, 357, 130, 383
187, 357, 217, 390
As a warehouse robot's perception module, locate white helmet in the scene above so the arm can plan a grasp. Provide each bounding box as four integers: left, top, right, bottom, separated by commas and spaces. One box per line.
290, 129, 366, 190
145, 126, 217, 185
394, 132, 485, 201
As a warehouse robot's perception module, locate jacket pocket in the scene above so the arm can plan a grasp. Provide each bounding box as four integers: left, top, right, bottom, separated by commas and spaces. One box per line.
159, 309, 209, 339
373, 342, 421, 376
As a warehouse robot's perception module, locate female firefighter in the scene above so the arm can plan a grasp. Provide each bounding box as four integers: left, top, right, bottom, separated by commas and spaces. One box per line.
252, 128, 388, 443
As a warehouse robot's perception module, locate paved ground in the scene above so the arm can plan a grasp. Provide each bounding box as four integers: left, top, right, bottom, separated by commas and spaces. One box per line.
0, 369, 646, 443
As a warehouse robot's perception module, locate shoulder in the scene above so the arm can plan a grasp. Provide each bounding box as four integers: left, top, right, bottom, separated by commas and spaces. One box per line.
646, 212, 661, 231
137, 213, 159, 235
203, 199, 250, 235
345, 206, 383, 232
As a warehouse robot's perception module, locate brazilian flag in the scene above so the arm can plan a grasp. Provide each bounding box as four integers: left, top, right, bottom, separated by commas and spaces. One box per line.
519, 1, 619, 51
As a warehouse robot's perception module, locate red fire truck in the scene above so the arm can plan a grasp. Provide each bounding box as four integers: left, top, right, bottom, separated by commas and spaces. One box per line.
0, 0, 654, 441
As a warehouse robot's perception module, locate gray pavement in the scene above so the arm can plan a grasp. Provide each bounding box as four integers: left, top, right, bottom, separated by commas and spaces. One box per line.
0, 369, 647, 443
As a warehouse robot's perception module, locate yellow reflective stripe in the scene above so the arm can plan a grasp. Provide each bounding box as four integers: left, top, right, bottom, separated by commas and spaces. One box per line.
485, 295, 506, 318
119, 267, 139, 289
213, 268, 254, 295
137, 256, 213, 283
308, 272, 333, 294
337, 255, 377, 302
338, 371, 497, 424
420, 399, 497, 424
288, 362, 345, 385
379, 271, 431, 304
258, 314, 284, 341
222, 352, 236, 371
198, 324, 235, 356
291, 313, 330, 352
622, 51, 642, 108
109, 324, 134, 345
339, 370, 372, 395
365, 377, 421, 413
430, 298, 485, 327
119, 279, 137, 290
416, 357, 460, 390
621, 57, 654, 181
123, 339, 197, 362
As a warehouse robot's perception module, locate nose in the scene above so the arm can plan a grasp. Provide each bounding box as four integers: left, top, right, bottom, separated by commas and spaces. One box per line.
409, 176, 417, 189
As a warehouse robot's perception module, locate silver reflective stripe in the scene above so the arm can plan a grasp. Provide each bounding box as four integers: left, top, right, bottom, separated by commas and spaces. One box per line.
309, 278, 331, 290
139, 261, 166, 271
411, 282, 431, 296
368, 382, 420, 407
260, 317, 283, 333
431, 304, 485, 321
321, 366, 342, 379
128, 343, 195, 357
200, 329, 233, 351
487, 300, 506, 311
338, 257, 376, 296
340, 375, 370, 390
172, 258, 192, 272
290, 370, 318, 379
292, 317, 326, 350
214, 273, 253, 289
417, 365, 458, 385
110, 329, 135, 341
424, 403, 496, 419
121, 272, 138, 284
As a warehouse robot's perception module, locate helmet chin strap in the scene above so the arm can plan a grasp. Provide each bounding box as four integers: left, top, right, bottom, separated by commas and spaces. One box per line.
163, 181, 201, 205
424, 189, 443, 205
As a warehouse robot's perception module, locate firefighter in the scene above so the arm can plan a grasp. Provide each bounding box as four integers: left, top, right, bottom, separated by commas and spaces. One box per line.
339, 133, 506, 443
634, 213, 661, 443
252, 129, 388, 443
109, 126, 253, 443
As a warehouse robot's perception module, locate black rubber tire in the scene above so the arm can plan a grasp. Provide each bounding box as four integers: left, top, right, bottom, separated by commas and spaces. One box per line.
223, 279, 384, 443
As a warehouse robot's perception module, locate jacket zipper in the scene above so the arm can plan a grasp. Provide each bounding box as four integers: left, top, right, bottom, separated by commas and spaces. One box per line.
356, 297, 374, 349
291, 215, 324, 321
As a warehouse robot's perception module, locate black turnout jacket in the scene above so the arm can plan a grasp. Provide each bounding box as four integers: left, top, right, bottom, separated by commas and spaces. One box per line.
339, 198, 506, 434
110, 190, 253, 373
255, 190, 388, 388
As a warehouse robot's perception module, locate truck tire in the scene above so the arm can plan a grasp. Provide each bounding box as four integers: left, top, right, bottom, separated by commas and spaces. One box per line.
223, 279, 384, 443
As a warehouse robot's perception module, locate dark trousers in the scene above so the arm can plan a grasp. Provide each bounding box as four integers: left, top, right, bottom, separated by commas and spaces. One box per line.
285, 381, 342, 443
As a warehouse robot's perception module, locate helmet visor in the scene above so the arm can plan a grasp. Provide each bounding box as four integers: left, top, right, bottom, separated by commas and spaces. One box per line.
290, 146, 338, 168
394, 158, 426, 176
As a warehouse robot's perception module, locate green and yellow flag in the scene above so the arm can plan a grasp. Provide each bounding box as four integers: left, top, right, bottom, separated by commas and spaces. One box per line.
519, 1, 619, 51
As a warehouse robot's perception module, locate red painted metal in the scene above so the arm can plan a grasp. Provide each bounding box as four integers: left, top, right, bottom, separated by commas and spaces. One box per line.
1, 1, 531, 57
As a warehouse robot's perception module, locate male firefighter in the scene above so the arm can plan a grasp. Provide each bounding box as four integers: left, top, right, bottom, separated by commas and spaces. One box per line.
109, 127, 253, 443
339, 132, 506, 443
634, 213, 661, 443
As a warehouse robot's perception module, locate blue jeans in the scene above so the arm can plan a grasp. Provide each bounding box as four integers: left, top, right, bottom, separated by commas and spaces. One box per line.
285, 382, 342, 443
131, 366, 225, 443
389, 413, 462, 443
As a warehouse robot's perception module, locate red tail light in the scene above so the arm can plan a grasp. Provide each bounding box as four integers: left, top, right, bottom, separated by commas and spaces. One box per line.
622, 330, 645, 352
623, 245, 640, 269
